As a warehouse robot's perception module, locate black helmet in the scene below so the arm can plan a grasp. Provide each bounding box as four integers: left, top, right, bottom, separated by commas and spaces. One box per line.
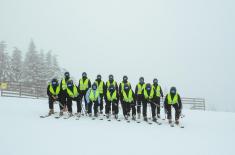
67, 80, 73, 88
51, 78, 58, 86
139, 77, 144, 84
109, 74, 114, 81
64, 72, 70, 79
124, 83, 130, 91
146, 83, 151, 91
109, 84, 115, 92
97, 74, 102, 80
153, 78, 158, 84
170, 87, 177, 94
123, 75, 128, 82
82, 72, 87, 78
92, 83, 97, 90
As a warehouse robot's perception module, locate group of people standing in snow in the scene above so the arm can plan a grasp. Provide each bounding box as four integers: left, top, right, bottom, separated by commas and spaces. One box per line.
46, 72, 182, 125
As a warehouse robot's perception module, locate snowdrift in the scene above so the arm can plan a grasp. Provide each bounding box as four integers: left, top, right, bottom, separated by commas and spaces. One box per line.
0, 96, 234, 155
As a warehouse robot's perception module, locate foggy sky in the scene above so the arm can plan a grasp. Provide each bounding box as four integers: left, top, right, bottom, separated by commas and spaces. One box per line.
0, 0, 234, 111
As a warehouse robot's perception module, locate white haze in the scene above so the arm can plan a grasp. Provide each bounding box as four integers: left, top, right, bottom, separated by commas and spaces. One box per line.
0, 0, 234, 111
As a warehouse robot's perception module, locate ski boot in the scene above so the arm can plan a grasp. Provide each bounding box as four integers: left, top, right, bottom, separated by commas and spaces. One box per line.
157, 114, 161, 119
144, 116, 148, 122
137, 113, 141, 119
114, 114, 118, 120
48, 109, 54, 115
175, 119, 179, 125
152, 116, 157, 122
94, 113, 98, 117
68, 112, 73, 117
77, 112, 81, 117
124, 115, 128, 120
100, 110, 103, 115
88, 113, 92, 117
59, 111, 63, 116
106, 113, 110, 119
132, 115, 136, 121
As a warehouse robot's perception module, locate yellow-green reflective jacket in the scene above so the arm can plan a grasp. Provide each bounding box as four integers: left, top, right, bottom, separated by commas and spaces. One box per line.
95, 81, 104, 94
61, 78, 69, 90
79, 79, 89, 90
167, 93, 179, 105
137, 83, 146, 94
89, 90, 100, 102
121, 82, 131, 92
107, 90, 117, 102
67, 85, 78, 98
106, 81, 117, 88
49, 84, 60, 96
153, 85, 161, 97
144, 87, 154, 100
123, 90, 133, 103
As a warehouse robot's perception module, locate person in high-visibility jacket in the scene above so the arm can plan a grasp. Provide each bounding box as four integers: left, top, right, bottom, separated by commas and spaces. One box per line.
120, 83, 136, 120
164, 87, 182, 125
95, 74, 106, 114
104, 84, 119, 120
135, 77, 145, 119
66, 80, 80, 116
78, 72, 91, 113
152, 78, 164, 119
106, 74, 118, 92
119, 75, 131, 102
59, 72, 71, 112
47, 78, 61, 115
142, 83, 157, 122
85, 83, 101, 117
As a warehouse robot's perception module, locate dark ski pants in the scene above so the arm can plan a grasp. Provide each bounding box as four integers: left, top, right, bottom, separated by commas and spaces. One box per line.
88, 101, 99, 115
49, 97, 61, 110
67, 97, 80, 113
142, 101, 156, 118
99, 94, 104, 112
155, 97, 161, 115
59, 91, 67, 110
79, 91, 88, 111
122, 101, 136, 117
165, 103, 181, 120
136, 95, 144, 114
105, 100, 119, 115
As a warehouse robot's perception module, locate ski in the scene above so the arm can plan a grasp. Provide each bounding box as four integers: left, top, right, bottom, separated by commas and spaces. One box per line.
170, 123, 174, 127
40, 114, 51, 118
175, 122, 184, 128
54, 116, 62, 119
153, 121, 162, 125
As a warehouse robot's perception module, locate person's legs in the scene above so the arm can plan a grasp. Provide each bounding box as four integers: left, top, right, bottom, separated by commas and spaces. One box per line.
105, 101, 111, 114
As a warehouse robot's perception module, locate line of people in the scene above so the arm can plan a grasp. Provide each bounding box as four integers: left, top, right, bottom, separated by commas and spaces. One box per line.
47, 72, 182, 124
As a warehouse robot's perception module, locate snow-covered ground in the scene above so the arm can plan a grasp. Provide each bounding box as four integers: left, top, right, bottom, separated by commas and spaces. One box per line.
0, 96, 235, 155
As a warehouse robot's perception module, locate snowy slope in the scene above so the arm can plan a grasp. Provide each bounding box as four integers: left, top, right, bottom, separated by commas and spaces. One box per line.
0, 96, 235, 155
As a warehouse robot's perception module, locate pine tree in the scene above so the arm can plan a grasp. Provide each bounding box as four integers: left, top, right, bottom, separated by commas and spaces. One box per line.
45, 50, 54, 80
51, 54, 61, 79
0, 41, 12, 82
22, 40, 40, 83
11, 47, 23, 82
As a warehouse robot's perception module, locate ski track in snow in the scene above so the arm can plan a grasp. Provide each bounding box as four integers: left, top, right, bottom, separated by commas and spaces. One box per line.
0, 96, 235, 155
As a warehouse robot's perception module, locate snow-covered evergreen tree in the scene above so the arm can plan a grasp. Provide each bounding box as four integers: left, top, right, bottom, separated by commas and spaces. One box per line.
45, 50, 54, 81
11, 47, 23, 82
0, 41, 12, 82
22, 40, 40, 83
51, 54, 61, 79
38, 50, 47, 84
